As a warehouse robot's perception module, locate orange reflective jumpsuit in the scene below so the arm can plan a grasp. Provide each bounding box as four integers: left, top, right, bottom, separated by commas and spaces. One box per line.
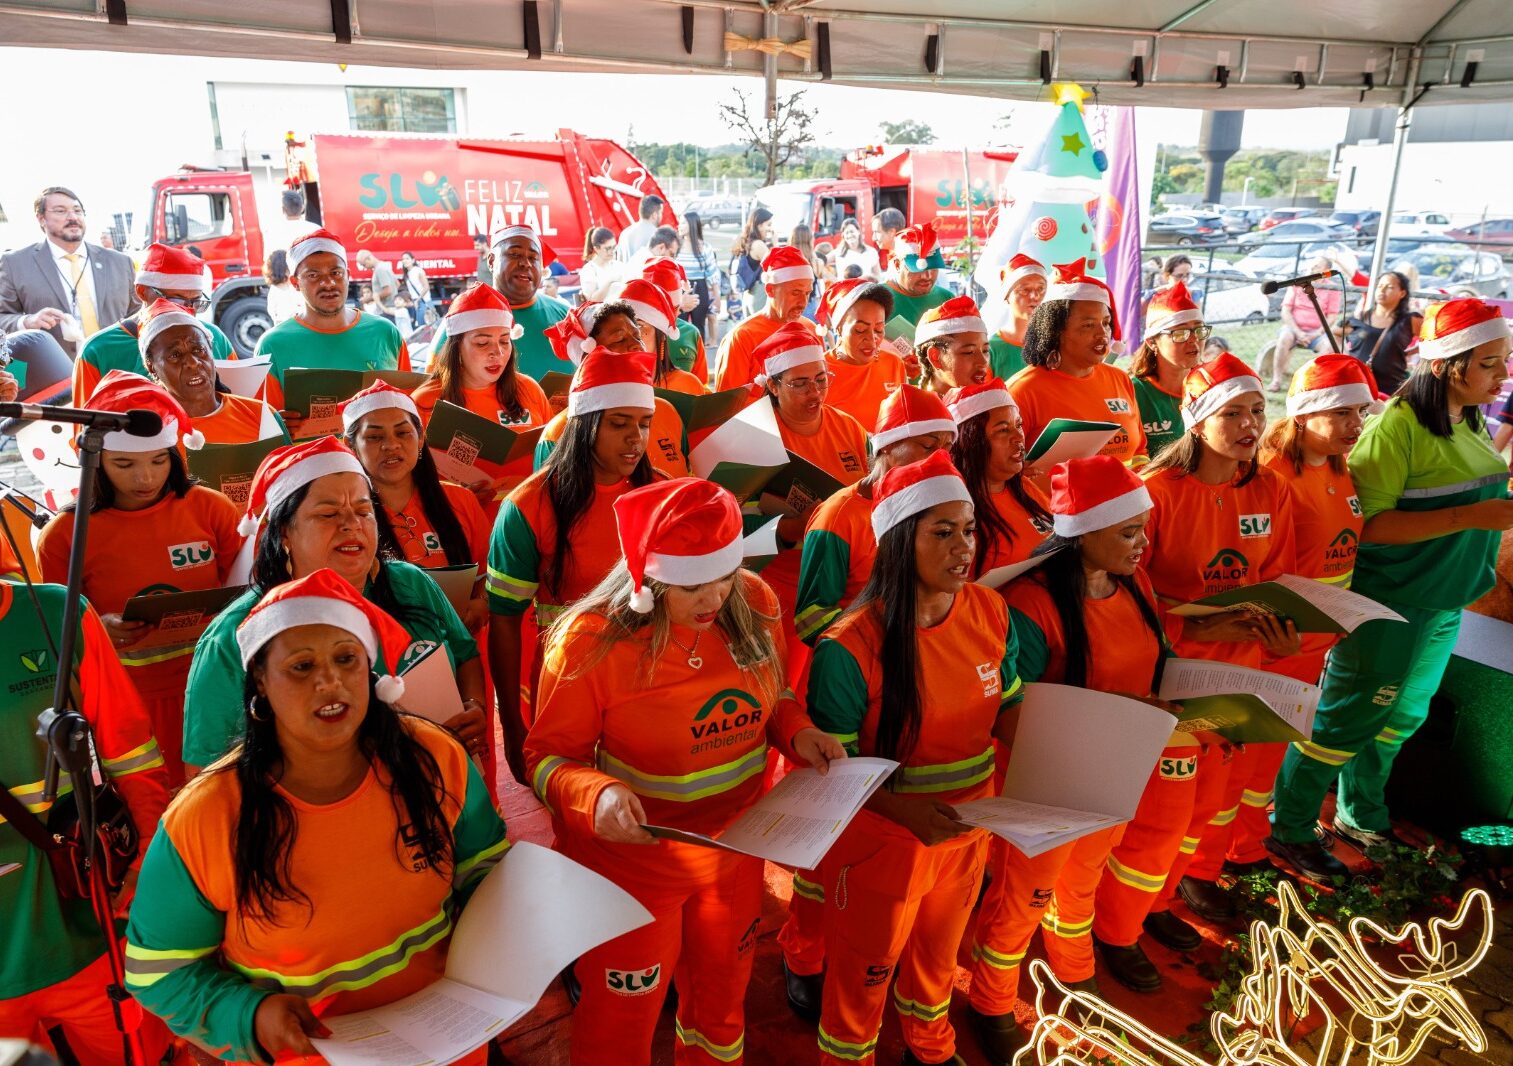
809, 584, 1022, 1064
525, 573, 814, 1066
970, 569, 1175, 1013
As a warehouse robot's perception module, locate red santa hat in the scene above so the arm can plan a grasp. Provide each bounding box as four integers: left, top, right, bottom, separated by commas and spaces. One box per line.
1181, 352, 1264, 429
872, 384, 956, 450
136, 243, 209, 293
614, 477, 745, 613
892, 220, 947, 272
916, 295, 988, 347
86, 369, 205, 452
544, 302, 615, 366
287, 228, 349, 273
947, 377, 1016, 425
1044, 259, 1122, 349
761, 245, 815, 285
1287, 354, 1384, 418
447, 283, 524, 340
999, 253, 1048, 300
1049, 455, 1153, 538
871, 449, 973, 540
1144, 280, 1203, 337
235, 569, 413, 704
612, 278, 679, 339
236, 437, 368, 537
1416, 297, 1512, 361
567, 349, 656, 418
817, 278, 875, 329
340, 379, 420, 433
751, 321, 826, 387
136, 297, 212, 357
642, 255, 688, 293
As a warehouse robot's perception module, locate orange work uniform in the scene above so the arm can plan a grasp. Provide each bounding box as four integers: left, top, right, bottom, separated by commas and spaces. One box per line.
714, 313, 789, 392
535, 398, 690, 479
37, 485, 242, 784
1006, 363, 1148, 471
977, 480, 1052, 578
823, 349, 906, 429
194, 393, 289, 445
809, 585, 1022, 1065
970, 569, 1179, 1013
1137, 464, 1297, 909
660, 366, 708, 396
525, 573, 814, 1066
410, 375, 554, 429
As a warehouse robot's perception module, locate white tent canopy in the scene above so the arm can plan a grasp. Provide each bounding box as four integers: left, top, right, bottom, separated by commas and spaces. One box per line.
2, 0, 1512, 110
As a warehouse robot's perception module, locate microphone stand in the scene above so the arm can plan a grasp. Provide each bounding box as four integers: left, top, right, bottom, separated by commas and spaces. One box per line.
1300, 279, 1343, 354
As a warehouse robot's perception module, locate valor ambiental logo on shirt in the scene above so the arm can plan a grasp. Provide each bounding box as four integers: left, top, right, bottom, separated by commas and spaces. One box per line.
1201, 548, 1250, 586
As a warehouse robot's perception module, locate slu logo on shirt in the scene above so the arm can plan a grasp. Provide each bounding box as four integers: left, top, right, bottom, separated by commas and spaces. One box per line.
606, 965, 661, 996
167, 541, 214, 570
1347, 494, 1362, 517
422, 531, 442, 553
1143, 418, 1172, 436
1159, 754, 1199, 780
1105, 398, 1132, 415
1237, 514, 1272, 539
1201, 548, 1250, 588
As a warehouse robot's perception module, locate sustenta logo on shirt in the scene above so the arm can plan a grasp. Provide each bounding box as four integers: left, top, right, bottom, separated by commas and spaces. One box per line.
1201, 548, 1250, 588
1104, 398, 1132, 414
976, 661, 1000, 697
167, 541, 214, 570
1237, 513, 1272, 539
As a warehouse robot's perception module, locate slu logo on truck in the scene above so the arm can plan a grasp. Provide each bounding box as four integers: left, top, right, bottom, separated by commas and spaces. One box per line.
358, 171, 460, 211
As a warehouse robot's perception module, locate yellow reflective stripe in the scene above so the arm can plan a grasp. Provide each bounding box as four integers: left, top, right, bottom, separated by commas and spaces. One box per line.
102, 739, 165, 778
895, 746, 995, 794
792, 873, 825, 903
674, 1021, 743, 1062
1105, 854, 1166, 893
124, 943, 216, 989
999, 673, 1024, 704
971, 941, 1026, 970
534, 602, 567, 625
1, 775, 76, 825
1209, 805, 1239, 827
531, 755, 573, 808
599, 745, 767, 803
485, 565, 538, 603
818, 1026, 878, 1060
1292, 739, 1353, 766
795, 603, 840, 641
1042, 911, 1094, 938
1375, 726, 1407, 745
1318, 569, 1354, 587
828, 731, 859, 747
456, 837, 511, 887
1241, 788, 1273, 809
229, 907, 451, 999
892, 987, 951, 1022
119, 642, 197, 667
1179, 834, 1202, 855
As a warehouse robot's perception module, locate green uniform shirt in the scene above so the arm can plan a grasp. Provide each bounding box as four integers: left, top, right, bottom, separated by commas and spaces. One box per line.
486, 499, 542, 618
1349, 398, 1510, 610
79, 319, 235, 382
884, 284, 955, 328
255, 312, 405, 389
430, 295, 572, 382
181, 562, 479, 767
794, 527, 853, 645
988, 335, 1026, 381
670, 319, 704, 378
1132, 374, 1185, 460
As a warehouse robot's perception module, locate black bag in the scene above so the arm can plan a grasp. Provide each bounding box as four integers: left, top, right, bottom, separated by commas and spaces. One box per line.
0, 769, 139, 902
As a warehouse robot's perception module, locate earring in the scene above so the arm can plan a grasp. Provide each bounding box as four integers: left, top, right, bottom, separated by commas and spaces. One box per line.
284, 555, 294, 577
1047, 350, 1062, 370
247, 695, 269, 722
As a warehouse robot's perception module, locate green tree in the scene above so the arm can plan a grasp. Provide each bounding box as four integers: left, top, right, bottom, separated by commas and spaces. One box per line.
1167, 163, 1205, 194
878, 119, 934, 144
719, 88, 819, 185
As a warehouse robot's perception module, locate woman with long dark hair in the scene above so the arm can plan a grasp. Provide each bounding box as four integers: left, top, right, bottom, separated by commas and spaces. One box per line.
731, 206, 775, 316
968, 456, 1171, 1059
643, 254, 711, 383
810, 450, 1021, 1066
1272, 299, 1513, 873
816, 279, 906, 427
613, 278, 704, 394
181, 438, 487, 774
38, 373, 240, 785
677, 210, 720, 343
486, 351, 658, 784
526, 478, 840, 1065
1345, 270, 1421, 395
1130, 282, 1209, 460
946, 378, 1051, 577
126, 571, 507, 1063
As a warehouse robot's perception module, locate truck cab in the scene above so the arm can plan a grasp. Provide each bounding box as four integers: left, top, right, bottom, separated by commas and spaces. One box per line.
752, 179, 873, 245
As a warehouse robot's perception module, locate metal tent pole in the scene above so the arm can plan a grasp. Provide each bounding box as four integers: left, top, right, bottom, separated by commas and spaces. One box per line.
1366, 49, 1425, 298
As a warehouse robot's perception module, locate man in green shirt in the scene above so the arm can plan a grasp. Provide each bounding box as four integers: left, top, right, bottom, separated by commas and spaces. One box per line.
884, 220, 955, 328
429, 225, 571, 381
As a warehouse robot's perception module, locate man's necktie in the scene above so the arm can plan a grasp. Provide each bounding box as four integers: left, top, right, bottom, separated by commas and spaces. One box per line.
64, 252, 100, 338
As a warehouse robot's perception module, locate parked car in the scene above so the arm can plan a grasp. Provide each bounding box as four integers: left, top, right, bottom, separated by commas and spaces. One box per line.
1237, 218, 1356, 252
1259, 207, 1316, 230
678, 193, 744, 228
1233, 239, 1358, 281
1148, 212, 1229, 246
1329, 210, 1381, 238
1220, 206, 1267, 234
1389, 210, 1453, 237
1446, 217, 1513, 252
1193, 272, 1271, 325
1390, 243, 1509, 299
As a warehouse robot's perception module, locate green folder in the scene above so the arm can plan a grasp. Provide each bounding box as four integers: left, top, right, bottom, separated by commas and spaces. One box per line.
707, 461, 788, 504
122, 586, 247, 650
654, 386, 754, 434
539, 371, 574, 401
884, 315, 916, 344
1173, 693, 1309, 745
741, 514, 782, 574
425, 401, 543, 486
186, 436, 284, 508
1169, 582, 1351, 634
759, 451, 846, 518
1024, 418, 1121, 466
283, 368, 428, 439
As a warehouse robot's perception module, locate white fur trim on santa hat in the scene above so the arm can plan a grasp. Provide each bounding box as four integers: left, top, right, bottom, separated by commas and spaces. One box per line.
264, 451, 369, 522
491, 225, 541, 251
949, 387, 1015, 426
236, 598, 377, 668
916, 314, 987, 347
1044, 281, 1111, 306
1417, 314, 1511, 361
1001, 262, 1048, 298
136, 270, 209, 293
1287, 383, 1380, 418
623, 298, 676, 337
761, 343, 826, 382
873, 417, 957, 452
1144, 307, 1203, 337
287, 237, 347, 272
568, 382, 655, 418
448, 309, 521, 338
871, 475, 973, 540
104, 417, 181, 453
341, 389, 419, 432
1181, 374, 1264, 429
644, 537, 745, 589
1052, 484, 1153, 539
763, 264, 814, 285
138, 309, 210, 355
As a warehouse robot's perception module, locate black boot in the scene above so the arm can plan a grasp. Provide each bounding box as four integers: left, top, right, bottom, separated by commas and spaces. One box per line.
967, 1005, 1026, 1066
1177, 875, 1236, 922
1144, 910, 1202, 952
782, 958, 822, 1023
1265, 834, 1349, 880
1094, 936, 1161, 993
901, 1050, 968, 1066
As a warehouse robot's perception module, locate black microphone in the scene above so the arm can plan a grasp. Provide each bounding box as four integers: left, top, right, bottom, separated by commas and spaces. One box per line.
0, 404, 163, 437
1260, 269, 1340, 296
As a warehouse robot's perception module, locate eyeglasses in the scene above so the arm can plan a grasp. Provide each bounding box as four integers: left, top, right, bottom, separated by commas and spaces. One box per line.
1164, 325, 1213, 343
148, 288, 210, 312
45, 206, 85, 218
778, 372, 831, 393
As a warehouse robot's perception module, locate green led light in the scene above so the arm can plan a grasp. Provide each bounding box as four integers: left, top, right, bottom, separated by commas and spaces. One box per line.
1460, 824, 1513, 847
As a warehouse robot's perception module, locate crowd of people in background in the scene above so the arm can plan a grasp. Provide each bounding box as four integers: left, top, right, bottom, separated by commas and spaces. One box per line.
1, 177, 1511, 1066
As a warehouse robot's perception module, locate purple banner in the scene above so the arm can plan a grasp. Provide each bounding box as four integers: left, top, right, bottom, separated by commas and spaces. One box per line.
1093, 105, 1145, 354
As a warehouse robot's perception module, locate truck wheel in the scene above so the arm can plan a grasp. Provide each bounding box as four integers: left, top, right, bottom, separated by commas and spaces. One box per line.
220, 297, 273, 357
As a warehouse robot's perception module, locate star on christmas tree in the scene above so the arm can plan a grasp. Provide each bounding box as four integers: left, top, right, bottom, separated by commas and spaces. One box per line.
1061, 132, 1086, 156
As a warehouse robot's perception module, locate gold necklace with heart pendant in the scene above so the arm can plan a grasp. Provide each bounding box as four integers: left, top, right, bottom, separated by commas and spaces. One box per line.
670, 630, 704, 669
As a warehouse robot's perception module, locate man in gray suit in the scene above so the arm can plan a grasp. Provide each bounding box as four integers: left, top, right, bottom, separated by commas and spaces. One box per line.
0, 186, 138, 357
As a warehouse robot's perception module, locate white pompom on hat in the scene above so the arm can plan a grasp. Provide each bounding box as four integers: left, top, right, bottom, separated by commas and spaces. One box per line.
85, 368, 206, 452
